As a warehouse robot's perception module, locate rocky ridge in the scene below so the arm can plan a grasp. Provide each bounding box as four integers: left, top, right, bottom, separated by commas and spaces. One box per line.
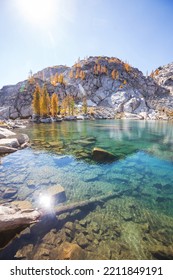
0, 56, 173, 120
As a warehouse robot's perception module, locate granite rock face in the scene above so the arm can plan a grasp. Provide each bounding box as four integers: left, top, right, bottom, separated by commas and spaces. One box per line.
145, 62, 173, 119
152, 62, 173, 95
0, 57, 173, 120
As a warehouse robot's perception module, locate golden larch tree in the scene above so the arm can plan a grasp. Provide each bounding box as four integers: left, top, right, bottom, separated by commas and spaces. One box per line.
32, 84, 41, 115
97, 64, 101, 73
58, 74, 64, 84
155, 69, 159, 76
79, 70, 86, 80
124, 62, 131, 72
50, 93, 59, 117
111, 69, 117, 80
68, 96, 75, 115
40, 85, 50, 117
75, 69, 80, 79
94, 64, 98, 75
82, 96, 87, 114
69, 70, 74, 78
60, 97, 68, 116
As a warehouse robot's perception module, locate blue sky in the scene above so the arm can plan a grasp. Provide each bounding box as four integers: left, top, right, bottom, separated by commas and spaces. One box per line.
0, 0, 173, 88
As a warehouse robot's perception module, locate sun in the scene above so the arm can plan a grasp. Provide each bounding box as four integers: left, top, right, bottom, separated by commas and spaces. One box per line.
15, 0, 56, 28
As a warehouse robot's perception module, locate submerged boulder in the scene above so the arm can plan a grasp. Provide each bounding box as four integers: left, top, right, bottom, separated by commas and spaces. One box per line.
37, 185, 66, 210
52, 242, 86, 260
2, 188, 17, 199
92, 147, 117, 162
46, 185, 66, 204
11, 200, 33, 210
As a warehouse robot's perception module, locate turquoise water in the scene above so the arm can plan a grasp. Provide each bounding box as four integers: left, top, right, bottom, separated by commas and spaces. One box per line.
0, 120, 173, 259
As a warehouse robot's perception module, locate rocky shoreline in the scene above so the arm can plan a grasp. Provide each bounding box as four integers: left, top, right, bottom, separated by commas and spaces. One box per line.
0, 122, 30, 156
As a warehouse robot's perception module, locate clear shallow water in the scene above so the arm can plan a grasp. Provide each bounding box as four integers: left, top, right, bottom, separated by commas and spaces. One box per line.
0, 120, 173, 259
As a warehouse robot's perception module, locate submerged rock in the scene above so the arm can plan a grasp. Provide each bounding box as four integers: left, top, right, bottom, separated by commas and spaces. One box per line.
46, 185, 66, 204
15, 244, 34, 259
37, 185, 66, 209
76, 232, 89, 248
11, 200, 33, 210
2, 188, 17, 199
51, 241, 86, 260
150, 245, 173, 260
92, 147, 117, 162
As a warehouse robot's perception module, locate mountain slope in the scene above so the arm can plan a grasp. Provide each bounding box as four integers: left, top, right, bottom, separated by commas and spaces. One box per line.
0, 56, 173, 120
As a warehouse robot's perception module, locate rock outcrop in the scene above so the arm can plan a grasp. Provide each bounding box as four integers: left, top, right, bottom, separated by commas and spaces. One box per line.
0, 204, 40, 233
145, 62, 173, 119
0, 127, 30, 155
0, 57, 173, 120
0, 127, 16, 139
152, 62, 173, 95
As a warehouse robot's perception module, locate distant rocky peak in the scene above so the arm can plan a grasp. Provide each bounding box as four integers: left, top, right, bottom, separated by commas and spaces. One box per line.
152, 62, 173, 94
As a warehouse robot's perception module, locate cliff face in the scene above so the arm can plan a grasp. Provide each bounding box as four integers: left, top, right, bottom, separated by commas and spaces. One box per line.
146, 62, 173, 118
153, 62, 173, 94
0, 56, 173, 120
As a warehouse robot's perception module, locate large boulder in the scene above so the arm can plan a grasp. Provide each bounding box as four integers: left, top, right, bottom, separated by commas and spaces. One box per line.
16, 133, 30, 145
0, 205, 40, 233
0, 138, 20, 148
123, 112, 143, 120
0, 128, 16, 139
92, 147, 117, 162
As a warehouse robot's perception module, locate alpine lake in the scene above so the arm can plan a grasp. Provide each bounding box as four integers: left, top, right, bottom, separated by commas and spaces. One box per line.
0, 119, 173, 260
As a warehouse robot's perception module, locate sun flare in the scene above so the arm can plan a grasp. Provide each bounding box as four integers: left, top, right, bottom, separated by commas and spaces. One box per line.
38, 194, 54, 210
15, 0, 56, 28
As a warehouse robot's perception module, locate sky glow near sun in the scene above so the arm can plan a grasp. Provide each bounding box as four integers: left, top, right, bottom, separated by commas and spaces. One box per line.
14, 0, 56, 28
